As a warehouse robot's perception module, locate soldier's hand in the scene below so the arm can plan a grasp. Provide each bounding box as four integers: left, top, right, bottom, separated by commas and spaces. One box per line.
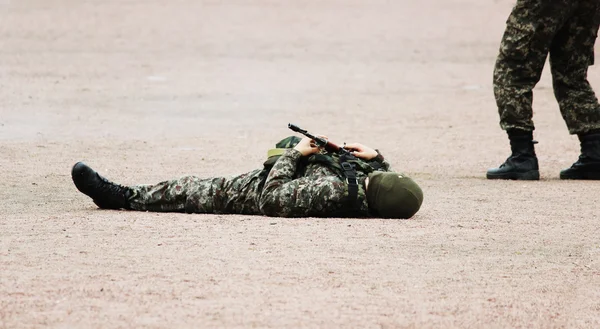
294, 136, 321, 156
344, 143, 378, 160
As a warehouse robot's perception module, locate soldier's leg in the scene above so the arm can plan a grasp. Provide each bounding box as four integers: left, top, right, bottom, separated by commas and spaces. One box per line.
494, 0, 577, 131
488, 0, 577, 180
549, 0, 600, 134
129, 170, 266, 213
129, 176, 224, 212
71, 161, 263, 211
552, 1, 600, 179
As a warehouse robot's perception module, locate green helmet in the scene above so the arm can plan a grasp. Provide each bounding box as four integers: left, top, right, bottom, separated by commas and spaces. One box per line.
366, 172, 423, 219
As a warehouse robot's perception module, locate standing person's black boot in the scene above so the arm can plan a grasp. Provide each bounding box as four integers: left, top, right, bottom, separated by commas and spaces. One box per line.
560, 131, 600, 180
487, 129, 540, 180
71, 162, 133, 209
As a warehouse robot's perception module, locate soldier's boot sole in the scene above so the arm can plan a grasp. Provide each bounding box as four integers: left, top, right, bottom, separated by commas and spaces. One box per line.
486, 170, 540, 180
559, 169, 600, 180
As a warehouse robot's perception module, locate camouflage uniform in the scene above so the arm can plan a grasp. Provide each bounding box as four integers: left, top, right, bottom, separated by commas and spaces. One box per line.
127, 149, 392, 218
494, 0, 600, 134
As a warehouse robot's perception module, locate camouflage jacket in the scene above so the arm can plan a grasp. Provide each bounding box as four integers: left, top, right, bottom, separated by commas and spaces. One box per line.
258, 148, 391, 217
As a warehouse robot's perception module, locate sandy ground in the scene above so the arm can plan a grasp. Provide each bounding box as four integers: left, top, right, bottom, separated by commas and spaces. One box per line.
1, 0, 600, 328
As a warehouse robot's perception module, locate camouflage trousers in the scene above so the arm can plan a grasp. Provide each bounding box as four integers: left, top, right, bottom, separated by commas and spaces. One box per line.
493, 0, 600, 134
127, 169, 265, 214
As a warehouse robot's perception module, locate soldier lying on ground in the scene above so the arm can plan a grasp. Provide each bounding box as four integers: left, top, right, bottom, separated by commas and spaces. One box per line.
71, 136, 423, 219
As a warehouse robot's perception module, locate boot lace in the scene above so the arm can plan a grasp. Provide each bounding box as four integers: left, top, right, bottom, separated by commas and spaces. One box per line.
96, 173, 129, 198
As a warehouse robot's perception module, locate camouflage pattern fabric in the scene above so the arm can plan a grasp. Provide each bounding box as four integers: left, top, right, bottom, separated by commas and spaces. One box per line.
259, 149, 390, 217
128, 169, 266, 214
275, 136, 302, 149
128, 149, 393, 218
493, 0, 600, 134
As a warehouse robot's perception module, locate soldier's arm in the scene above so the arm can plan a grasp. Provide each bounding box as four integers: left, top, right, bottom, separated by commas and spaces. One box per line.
259, 149, 343, 217
344, 142, 393, 171
370, 149, 393, 171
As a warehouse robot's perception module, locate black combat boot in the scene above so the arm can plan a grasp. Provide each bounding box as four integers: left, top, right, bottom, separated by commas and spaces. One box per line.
560, 131, 600, 180
487, 129, 540, 180
71, 162, 133, 209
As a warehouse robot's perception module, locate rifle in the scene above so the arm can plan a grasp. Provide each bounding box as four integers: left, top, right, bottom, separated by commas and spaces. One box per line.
288, 123, 353, 156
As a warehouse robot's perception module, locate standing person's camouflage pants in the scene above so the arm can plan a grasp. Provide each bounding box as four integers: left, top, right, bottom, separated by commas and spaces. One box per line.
494, 0, 600, 134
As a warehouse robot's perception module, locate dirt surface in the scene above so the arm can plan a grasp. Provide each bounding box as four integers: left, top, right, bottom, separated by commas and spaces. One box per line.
1, 0, 600, 328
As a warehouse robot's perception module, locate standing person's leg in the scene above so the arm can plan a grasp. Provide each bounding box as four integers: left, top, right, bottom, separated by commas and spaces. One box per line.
487, 0, 577, 180
549, 0, 600, 179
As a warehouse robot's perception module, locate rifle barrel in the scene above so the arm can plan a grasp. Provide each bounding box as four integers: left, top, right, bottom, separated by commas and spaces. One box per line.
288, 123, 352, 156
